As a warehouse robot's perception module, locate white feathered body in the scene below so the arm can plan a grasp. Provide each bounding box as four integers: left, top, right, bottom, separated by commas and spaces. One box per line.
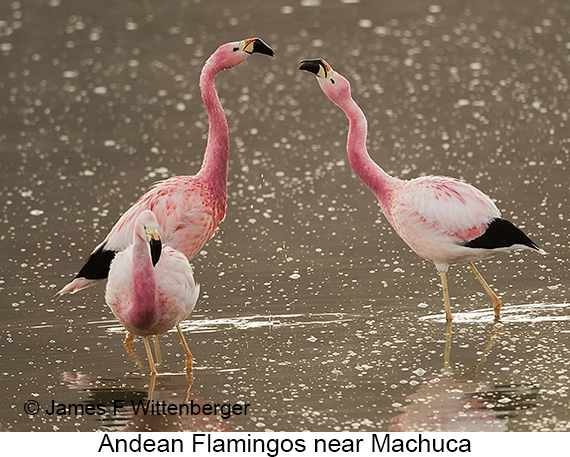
105, 244, 200, 337
380, 175, 503, 272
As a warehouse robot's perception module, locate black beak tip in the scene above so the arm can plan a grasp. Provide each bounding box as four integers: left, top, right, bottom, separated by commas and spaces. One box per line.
149, 238, 162, 267
253, 38, 275, 57
298, 59, 323, 75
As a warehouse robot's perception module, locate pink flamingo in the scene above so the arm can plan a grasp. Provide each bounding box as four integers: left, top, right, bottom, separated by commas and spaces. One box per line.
58, 38, 274, 296
299, 59, 545, 321
105, 210, 199, 374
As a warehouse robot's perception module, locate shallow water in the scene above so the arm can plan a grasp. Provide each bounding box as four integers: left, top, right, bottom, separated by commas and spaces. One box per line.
1, 0, 569, 432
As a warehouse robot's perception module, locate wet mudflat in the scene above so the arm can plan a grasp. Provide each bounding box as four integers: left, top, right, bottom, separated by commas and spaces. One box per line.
1, 0, 569, 432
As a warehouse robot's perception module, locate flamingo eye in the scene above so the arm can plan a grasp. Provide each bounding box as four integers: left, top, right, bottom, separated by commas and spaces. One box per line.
233, 47, 239, 52
331, 79, 335, 84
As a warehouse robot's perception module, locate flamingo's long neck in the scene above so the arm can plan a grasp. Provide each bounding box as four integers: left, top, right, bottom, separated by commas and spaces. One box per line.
130, 236, 159, 332
341, 94, 397, 210
197, 52, 230, 199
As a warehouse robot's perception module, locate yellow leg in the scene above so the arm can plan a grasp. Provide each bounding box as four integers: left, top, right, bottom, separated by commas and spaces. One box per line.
147, 372, 157, 401
142, 336, 157, 375
176, 324, 193, 370
440, 271, 453, 321
153, 335, 162, 365
183, 366, 195, 404
444, 321, 452, 370
468, 262, 502, 317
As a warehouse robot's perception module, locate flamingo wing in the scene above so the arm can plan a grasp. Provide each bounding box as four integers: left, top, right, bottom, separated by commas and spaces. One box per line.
397, 176, 500, 243
103, 177, 224, 255
385, 176, 543, 268
57, 176, 224, 296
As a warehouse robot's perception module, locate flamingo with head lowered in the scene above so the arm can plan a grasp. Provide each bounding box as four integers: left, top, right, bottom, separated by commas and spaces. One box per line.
58, 38, 274, 296
105, 210, 199, 374
299, 58, 545, 321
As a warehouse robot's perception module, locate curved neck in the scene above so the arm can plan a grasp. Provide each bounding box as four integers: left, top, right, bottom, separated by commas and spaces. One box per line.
343, 97, 396, 207
196, 54, 230, 198
130, 236, 159, 331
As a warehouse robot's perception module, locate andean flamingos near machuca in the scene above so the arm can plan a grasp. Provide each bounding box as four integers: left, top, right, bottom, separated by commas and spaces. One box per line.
299, 58, 545, 321
105, 210, 199, 374
58, 38, 274, 296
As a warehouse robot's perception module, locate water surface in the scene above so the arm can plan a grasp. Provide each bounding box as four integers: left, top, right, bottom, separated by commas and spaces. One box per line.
1, 0, 569, 432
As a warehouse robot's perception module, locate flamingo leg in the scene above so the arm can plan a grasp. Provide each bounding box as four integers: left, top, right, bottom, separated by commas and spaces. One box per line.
142, 336, 157, 375
123, 332, 145, 370
147, 372, 157, 401
153, 335, 162, 365
468, 262, 502, 317
176, 324, 193, 370
439, 271, 453, 321
183, 367, 195, 404
444, 321, 452, 371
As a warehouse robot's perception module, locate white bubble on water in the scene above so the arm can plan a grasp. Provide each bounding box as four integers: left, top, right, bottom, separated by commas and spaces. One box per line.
93, 86, 107, 95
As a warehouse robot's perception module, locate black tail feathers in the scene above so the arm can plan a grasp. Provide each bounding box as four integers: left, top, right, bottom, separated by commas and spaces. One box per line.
75, 244, 117, 280
464, 218, 541, 251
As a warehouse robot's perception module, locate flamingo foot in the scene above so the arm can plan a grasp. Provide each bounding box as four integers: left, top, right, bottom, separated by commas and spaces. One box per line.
468, 262, 502, 317
176, 324, 194, 369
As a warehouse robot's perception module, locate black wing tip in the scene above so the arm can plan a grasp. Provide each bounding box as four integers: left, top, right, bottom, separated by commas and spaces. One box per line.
464, 218, 542, 251
76, 245, 117, 280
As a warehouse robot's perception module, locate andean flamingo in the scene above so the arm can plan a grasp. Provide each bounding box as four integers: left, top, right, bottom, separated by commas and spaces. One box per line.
299, 58, 545, 321
105, 210, 199, 374
58, 38, 274, 296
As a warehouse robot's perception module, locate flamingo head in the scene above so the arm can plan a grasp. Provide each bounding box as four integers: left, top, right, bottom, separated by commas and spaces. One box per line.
212, 38, 274, 70
235, 37, 274, 56
298, 58, 351, 106
137, 210, 162, 267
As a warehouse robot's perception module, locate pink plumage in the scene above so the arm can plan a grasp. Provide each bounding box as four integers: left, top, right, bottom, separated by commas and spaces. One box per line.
58, 38, 274, 296
105, 210, 199, 373
106, 210, 199, 335
299, 59, 545, 320
385, 175, 501, 270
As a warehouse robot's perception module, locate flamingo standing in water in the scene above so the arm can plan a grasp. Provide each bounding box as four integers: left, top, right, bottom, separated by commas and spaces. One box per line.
299, 59, 545, 321
105, 210, 199, 374
58, 38, 274, 296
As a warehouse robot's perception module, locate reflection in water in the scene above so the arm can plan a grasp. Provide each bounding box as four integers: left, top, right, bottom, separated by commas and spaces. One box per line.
390, 322, 538, 432
59, 334, 237, 432
420, 302, 570, 324
63, 371, 234, 432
